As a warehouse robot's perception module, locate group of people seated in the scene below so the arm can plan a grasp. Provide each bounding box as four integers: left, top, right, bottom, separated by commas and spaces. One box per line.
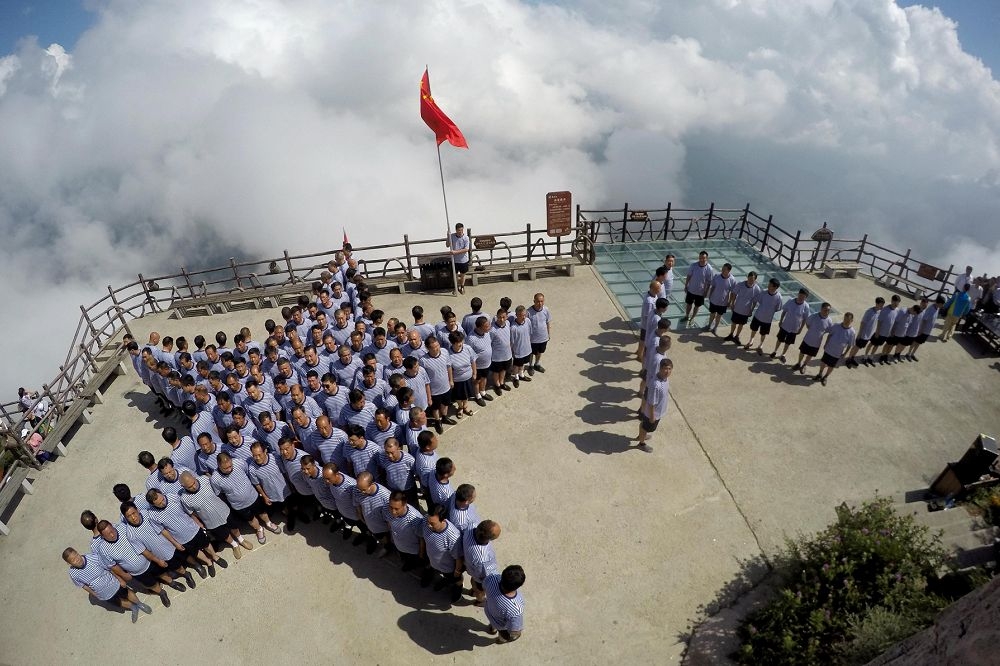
63, 252, 545, 641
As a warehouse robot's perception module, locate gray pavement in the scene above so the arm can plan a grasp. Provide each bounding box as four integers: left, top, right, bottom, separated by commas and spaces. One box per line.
1, 264, 998, 664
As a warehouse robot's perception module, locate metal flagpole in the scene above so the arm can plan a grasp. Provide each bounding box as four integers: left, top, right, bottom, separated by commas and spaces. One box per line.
436, 143, 460, 296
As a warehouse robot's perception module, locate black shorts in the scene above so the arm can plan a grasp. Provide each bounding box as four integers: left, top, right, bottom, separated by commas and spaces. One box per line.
777, 329, 797, 345
490, 359, 512, 373
167, 549, 188, 570
430, 390, 452, 411
476, 363, 491, 374
530, 341, 548, 355
870, 335, 885, 347
915, 333, 929, 344
855, 337, 870, 349
451, 379, 474, 401
207, 523, 234, 543
233, 496, 268, 521
730, 312, 749, 325
640, 414, 660, 432
708, 303, 727, 315
108, 585, 129, 603
183, 529, 211, 554
132, 564, 165, 588
685, 292, 705, 307
513, 354, 531, 367
821, 353, 840, 368
799, 342, 819, 357
884, 336, 899, 347
454, 262, 469, 275
749, 318, 772, 335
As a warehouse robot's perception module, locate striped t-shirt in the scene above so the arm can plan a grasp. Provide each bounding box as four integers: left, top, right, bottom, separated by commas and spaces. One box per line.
68, 555, 121, 601
210, 460, 258, 510
484, 573, 525, 632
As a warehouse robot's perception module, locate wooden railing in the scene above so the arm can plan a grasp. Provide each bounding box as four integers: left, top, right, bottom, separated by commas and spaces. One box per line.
0, 223, 585, 466
578, 202, 954, 299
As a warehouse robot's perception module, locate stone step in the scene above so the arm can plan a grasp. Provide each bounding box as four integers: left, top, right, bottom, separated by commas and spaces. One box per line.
908, 506, 987, 532
940, 526, 1000, 554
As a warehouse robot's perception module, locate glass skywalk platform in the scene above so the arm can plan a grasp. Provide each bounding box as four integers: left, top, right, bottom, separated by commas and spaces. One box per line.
594, 238, 835, 330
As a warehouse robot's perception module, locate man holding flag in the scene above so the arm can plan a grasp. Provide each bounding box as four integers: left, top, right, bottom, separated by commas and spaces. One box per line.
420, 68, 468, 296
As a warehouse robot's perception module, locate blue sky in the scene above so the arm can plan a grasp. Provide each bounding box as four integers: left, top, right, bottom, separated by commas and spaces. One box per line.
2, 1, 1000, 75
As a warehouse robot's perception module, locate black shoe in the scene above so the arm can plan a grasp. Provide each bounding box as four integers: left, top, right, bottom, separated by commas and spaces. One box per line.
493, 385, 502, 396
534, 364, 545, 373
421, 571, 434, 588
342, 526, 353, 540
183, 571, 196, 588
207, 563, 216, 578
320, 512, 331, 524
168, 580, 186, 592
791, 363, 801, 372
520, 375, 532, 382
215, 557, 228, 569
366, 540, 378, 555
483, 392, 494, 401
450, 585, 463, 602
820, 376, 827, 386
401, 559, 417, 572
501, 383, 511, 392
879, 355, 888, 365
475, 397, 487, 406
194, 563, 207, 579
512, 376, 520, 388
723, 334, 734, 342
527, 366, 535, 376
285, 516, 296, 533
433, 577, 447, 591
353, 532, 368, 546
911, 355, 919, 362
441, 416, 456, 425
159, 589, 171, 608
812, 374, 822, 381
893, 353, 901, 362
732, 337, 741, 346
770, 351, 777, 359
433, 421, 444, 435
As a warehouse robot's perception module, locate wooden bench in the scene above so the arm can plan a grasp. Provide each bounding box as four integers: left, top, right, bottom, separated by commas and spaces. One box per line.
821, 261, 860, 279
965, 313, 1000, 354
470, 257, 577, 287
0, 462, 35, 536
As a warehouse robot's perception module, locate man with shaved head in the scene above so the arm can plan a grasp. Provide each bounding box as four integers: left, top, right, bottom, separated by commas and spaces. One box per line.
354, 471, 392, 556
64, 546, 152, 622
463, 519, 501, 606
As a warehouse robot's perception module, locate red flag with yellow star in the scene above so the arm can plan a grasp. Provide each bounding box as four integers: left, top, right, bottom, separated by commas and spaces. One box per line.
420, 69, 468, 149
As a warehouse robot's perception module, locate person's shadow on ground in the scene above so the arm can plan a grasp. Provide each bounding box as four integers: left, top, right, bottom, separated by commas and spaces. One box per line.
397, 609, 495, 654
568, 431, 637, 455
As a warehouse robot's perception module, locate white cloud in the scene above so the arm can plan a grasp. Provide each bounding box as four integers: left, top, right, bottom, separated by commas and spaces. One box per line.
0, 0, 999, 398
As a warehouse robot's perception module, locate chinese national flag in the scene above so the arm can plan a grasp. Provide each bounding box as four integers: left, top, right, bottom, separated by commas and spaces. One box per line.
420, 69, 468, 149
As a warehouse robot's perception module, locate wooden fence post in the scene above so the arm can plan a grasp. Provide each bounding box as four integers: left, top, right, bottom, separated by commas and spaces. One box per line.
941, 265, 955, 297
79, 305, 99, 341
705, 202, 715, 239
229, 258, 241, 289
79, 343, 99, 373
788, 229, 801, 271
526, 223, 533, 260
403, 234, 414, 280
858, 234, 868, 265
898, 249, 911, 278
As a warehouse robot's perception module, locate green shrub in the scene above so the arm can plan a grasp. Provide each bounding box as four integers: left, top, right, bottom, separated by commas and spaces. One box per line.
735, 497, 949, 665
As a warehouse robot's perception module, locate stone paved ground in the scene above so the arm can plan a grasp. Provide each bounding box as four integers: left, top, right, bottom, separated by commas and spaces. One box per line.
1, 265, 997, 664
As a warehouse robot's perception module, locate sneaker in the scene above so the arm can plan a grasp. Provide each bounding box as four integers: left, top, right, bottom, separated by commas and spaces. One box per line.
534, 364, 546, 373
520, 375, 532, 382
131, 606, 140, 624
483, 392, 494, 401
512, 376, 520, 388
183, 571, 196, 588
475, 396, 487, 407
138, 601, 153, 614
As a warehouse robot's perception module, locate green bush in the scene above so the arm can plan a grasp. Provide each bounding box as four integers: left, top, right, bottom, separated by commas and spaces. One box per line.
735, 497, 950, 665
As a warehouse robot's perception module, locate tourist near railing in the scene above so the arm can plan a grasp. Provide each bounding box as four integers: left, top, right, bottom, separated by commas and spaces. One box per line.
577, 202, 956, 300
0, 222, 583, 478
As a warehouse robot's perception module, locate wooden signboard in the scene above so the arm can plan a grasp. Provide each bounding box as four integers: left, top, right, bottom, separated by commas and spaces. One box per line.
474, 235, 497, 250
546, 191, 572, 237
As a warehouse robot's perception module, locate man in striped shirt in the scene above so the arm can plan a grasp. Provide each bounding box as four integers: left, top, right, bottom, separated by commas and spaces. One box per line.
636, 281, 661, 362
301, 455, 342, 532
527, 292, 551, 375
484, 565, 526, 643
145, 457, 189, 495
145, 487, 225, 574
636, 358, 672, 450
684, 250, 714, 324
338, 389, 377, 432
489, 309, 514, 396
210, 452, 277, 546
184, 400, 221, 448
322, 462, 363, 543
420, 504, 464, 601
161, 427, 198, 473
705, 263, 737, 335
121, 502, 196, 589
278, 437, 318, 528
255, 410, 293, 458
792, 302, 832, 374
907, 295, 945, 361
414, 430, 440, 505
64, 546, 152, 622
771, 289, 812, 363
353, 471, 392, 555
744, 278, 783, 354
448, 483, 480, 532
94, 519, 178, 607
463, 519, 501, 606
724, 272, 761, 345
386, 490, 425, 571
466, 317, 494, 405
420, 336, 455, 432
308, 415, 349, 469
377, 437, 418, 507
428, 457, 457, 511
366, 409, 399, 448
845, 297, 883, 368
248, 441, 291, 530
195, 433, 223, 476
815, 312, 857, 386
508, 306, 534, 387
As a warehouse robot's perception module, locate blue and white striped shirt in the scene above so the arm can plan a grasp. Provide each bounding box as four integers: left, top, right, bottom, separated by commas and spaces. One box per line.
339, 402, 377, 431
148, 493, 201, 543
210, 460, 258, 510
387, 504, 424, 555
422, 520, 463, 573
403, 369, 431, 410
420, 351, 452, 395
170, 436, 199, 473
363, 340, 397, 367
353, 483, 391, 532
377, 450, 416, 491
509, 319, 532, 358
195, 444, 222, 476
281, 449, 314, 496
190, 411, 222, 447
413, 451, 439, 488
466, 331, 493, 369
255, 421, 294, 457
490, 323, 512, 362
122, 513, 176, 562
365, 421, 399, 449
69, 555, 121, 601
527, 305, 551, 343
95, 530, 150, 575
428, 476, 455, 507
243, 392, 282, 425
180, 481, 230, 530
462, 526, 498, 583
303, 468, 338, 511
447, 345, 475, 382
347, 440, 382, 477
326, 472, 359, 518
448, 498, 481, 533
484, 573, 525, 632
314, 386, 349, 421
248, 453, 291, 501
223, 438, 254, 464
331, 358, 362, 387
145, 467, 191, 495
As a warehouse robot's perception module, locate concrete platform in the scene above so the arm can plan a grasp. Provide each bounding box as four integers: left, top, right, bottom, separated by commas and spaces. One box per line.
1, 264, 998, 664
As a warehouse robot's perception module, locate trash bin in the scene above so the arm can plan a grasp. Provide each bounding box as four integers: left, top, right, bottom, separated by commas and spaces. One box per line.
418, 255, 454, 290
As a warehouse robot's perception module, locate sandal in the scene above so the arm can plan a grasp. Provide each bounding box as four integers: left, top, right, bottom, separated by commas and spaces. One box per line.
462, 408, 474, 416
256, 528, 267, 545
